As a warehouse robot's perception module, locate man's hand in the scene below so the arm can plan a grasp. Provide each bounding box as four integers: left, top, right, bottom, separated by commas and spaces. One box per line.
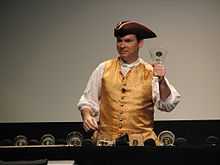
152, 63, 166, 80
152, 63, 171, 100
81, 108, 98, 132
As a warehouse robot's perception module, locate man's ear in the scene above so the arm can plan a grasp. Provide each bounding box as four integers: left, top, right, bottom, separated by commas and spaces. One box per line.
138, 40, 144, 48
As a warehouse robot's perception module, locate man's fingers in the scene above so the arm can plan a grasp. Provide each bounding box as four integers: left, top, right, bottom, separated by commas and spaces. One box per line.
83, 118, 98, 131
91, 118, 98, 129
153, 64, 166, 77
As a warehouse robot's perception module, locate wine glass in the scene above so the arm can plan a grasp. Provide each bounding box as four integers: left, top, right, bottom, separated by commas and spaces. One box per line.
149, 48, 167, 64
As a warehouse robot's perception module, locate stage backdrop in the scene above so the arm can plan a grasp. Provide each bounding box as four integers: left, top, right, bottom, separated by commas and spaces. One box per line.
1, 0, 220, 122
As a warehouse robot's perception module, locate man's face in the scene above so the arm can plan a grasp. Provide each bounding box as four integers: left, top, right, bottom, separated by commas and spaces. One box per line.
116, 34, 143, 63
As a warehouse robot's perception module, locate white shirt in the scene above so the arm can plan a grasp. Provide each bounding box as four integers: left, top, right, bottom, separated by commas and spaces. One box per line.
77, 58, 181, 116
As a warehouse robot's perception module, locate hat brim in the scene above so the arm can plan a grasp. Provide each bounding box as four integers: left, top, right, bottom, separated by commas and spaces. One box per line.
114, 21, 157, 40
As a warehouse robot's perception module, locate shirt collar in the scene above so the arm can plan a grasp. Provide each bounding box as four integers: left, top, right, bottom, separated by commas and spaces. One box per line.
120, 57, 143, 68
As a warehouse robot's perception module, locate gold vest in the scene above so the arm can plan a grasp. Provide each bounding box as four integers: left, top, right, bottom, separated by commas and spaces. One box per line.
95, 58, 159, 145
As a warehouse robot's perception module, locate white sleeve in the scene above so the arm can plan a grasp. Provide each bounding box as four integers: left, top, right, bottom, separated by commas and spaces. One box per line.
77, 62, 105, 116
152, 77, 181, 112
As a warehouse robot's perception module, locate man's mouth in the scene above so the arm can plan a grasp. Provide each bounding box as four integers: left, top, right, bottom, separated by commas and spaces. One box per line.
119, 51, 128, 54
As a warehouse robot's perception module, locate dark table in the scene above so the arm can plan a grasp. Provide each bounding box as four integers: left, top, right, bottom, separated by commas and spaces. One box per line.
0, 145, 219, 165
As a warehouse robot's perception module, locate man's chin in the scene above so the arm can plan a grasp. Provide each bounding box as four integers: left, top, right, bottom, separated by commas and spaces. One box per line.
119, 53, 129, 58
119, 55, 129, 62
119, 55, 127, 61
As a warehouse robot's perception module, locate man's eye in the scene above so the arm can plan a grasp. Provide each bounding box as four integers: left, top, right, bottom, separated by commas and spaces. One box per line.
117, 38, 122, 42
125, 39, 132, 42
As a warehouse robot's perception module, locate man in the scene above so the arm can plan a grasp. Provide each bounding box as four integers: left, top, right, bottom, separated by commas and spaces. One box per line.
77, 20, 181, 146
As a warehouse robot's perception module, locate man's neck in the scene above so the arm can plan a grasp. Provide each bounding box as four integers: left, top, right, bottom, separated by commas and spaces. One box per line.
120, 56, 139, 64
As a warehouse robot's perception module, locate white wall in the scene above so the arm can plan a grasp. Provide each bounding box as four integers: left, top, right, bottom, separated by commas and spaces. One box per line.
1, 0, 220, 122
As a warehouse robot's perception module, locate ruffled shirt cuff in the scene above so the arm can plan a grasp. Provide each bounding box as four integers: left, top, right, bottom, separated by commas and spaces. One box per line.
152, 77, 181, 112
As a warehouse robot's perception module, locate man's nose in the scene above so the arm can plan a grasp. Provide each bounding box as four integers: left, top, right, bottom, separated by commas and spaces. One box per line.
119, 42, 126, 48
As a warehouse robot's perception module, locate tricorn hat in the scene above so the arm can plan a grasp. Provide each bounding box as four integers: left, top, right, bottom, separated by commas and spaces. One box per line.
114, 20, 157, 40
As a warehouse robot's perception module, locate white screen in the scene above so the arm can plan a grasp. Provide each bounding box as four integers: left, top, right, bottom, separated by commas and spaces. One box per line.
1, 0, 220, 122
